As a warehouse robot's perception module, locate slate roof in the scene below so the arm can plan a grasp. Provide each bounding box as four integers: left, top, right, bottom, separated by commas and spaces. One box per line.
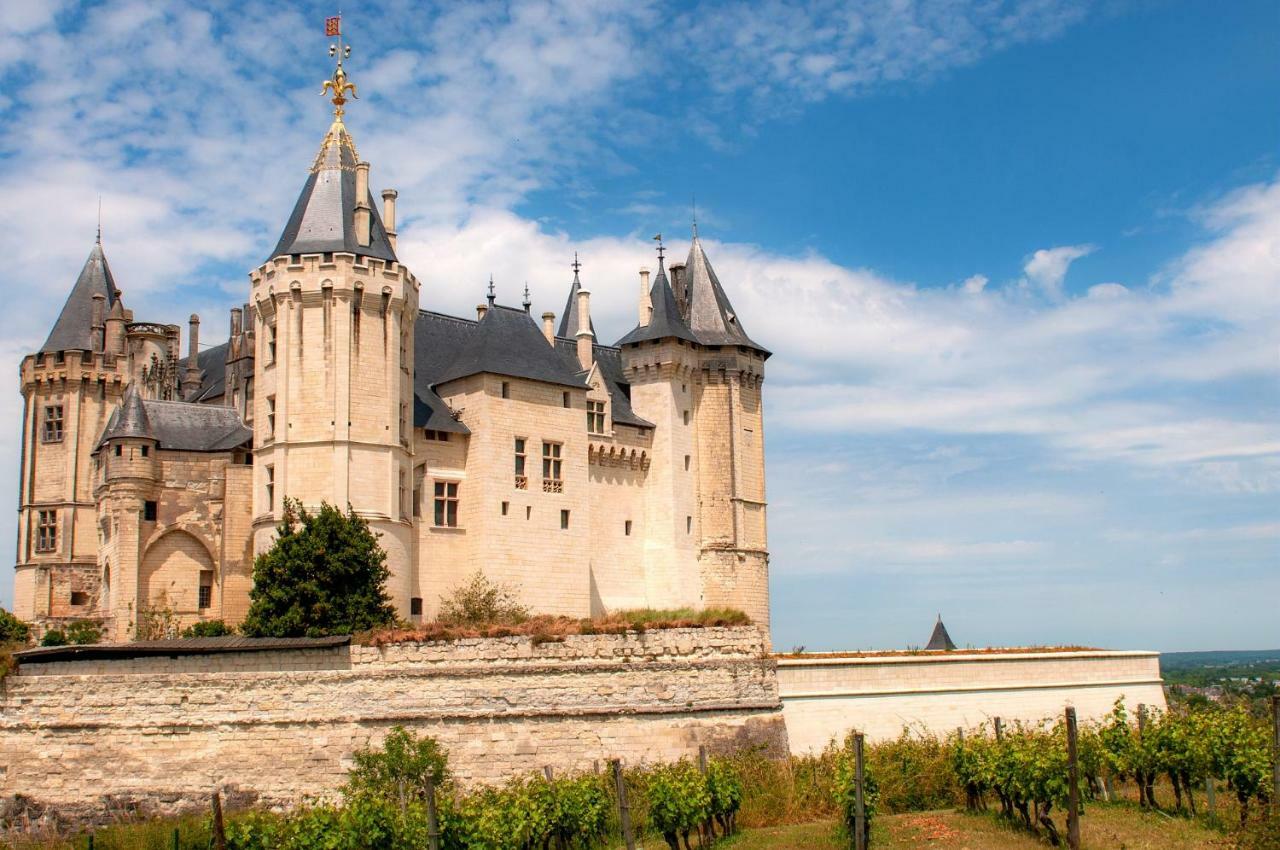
553, 338, 654, 429
40, 241, 119, 353
684, 233, 769, 354
926, 616, 957, 651
177, 340, 229, 403
268, 120, 397, 264
97, 390, 251, 453
429, 305, 589, 390
15, 635, 350, 664
556, 269, 596, 339
615, 259, 699, 347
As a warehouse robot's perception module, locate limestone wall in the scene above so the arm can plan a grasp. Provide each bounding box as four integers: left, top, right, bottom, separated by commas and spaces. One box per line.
0, 627, 786, 817
778, 650, 1166, 753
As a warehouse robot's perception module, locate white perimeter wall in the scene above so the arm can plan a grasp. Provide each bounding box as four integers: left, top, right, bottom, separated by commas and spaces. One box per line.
778, 650, 1166, 753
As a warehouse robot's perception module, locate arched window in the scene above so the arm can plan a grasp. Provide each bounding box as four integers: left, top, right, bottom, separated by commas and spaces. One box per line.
101, 563, 111, 613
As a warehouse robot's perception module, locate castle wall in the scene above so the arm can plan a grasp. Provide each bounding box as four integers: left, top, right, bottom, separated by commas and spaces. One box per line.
776, 650, 1167, 752
0, 627, 787, 818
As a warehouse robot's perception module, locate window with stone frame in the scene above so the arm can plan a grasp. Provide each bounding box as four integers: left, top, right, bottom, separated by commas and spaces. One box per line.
266, 395, 276, 439
265, 465, 275, 507
36, 510, 57, 552
514, 437, 528, 489
266, 321, 277, 363
42, 404, 64, 443
587, 400, 606, 434
198, 570, 213, 609
542, 441, 563, 492
433, 481, 459, 527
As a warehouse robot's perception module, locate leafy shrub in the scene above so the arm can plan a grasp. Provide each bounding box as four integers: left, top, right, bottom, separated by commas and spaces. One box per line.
0, 608, 31, 644
346, 726, 449, 803
832, 732, 880, 849
437, 571, 529, 627
646, 760, 711, 850
136, 596, 181, 640
182, 619, 233, 638
706, 757, 745, 835
866, 727, 957, 813
40, 628, 67, 647
65, 620, 102, 645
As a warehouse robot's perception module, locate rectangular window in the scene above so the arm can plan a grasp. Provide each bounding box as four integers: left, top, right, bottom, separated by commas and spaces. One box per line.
433, 481, 459, 527
562, 391, 571, 409
686, 515, 693, 534
141, 444, 149, 458
70, 590, 89, 606
114, 444, 123, 457
198, 571, 213, 609
410, 597, 423, 616
266, 322, 277, 363
625, 520, 632, 536
399, 470, 408, 519
587, 401, 605, 434
514, 437, 527, 489
560, 509, 570, 530
266, 396, 276, 438
501, 501, 509, 516
399, 403, 407, 444
684, 455, 691, 471
265, 465, 275, 507
683, 410, 690, 425
41, 405, 64, 443
542, 442, 563, 492
36, 510, 57, 552
423, 429, 450, 442
144, 501, 157, 521
501, 381, 510, 399
244, 378, 254, 419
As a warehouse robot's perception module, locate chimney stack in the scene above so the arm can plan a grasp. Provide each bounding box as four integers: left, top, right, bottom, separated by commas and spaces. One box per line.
542, 312, 556, 345
354, 162, 372, 247
90, 293, 105, 352
105, 297, 125, 354
381, 189, 398, 251
638, 267, 652, 327
576, 289, 594, 371
476, 303, 488, 321
230, 306, 243, 339
182, 314, 202, 396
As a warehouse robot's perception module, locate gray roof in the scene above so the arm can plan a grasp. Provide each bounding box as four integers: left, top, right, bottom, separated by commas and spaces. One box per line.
98, 391, 251, 453
684, 234, 769, 354
40, 241, 120, 353
268, 120, 397, 264
427, 305, 589, 390
615, 259, 699, 347
556, 269, 596, 339
178, 340, 229, 402
15, 634, 350, 664
552, 337, 653, 429
926, 616, 957, 651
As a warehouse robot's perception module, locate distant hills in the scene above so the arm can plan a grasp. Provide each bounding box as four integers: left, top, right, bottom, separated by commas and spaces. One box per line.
1161, 649, 1280, 672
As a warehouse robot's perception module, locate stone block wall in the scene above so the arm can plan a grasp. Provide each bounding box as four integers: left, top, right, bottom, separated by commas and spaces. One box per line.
0, 627, 787, 818
777, 649, 1167, 753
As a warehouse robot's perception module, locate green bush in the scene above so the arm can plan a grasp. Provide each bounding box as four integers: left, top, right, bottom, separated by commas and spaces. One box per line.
346, 726, 449, 803
437, 571, 529, 627
65, 620, 102, 645
832, 733, 880, 850
40, 628, 67, 647
706, 757, 745, 835
0, 608, 31, 644
182, 619, 234, 638
645, 760, 711, 850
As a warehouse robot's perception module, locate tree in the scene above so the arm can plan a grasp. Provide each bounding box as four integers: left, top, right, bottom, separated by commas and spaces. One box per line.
0, 609, 30, 644
240, 499, 396, 638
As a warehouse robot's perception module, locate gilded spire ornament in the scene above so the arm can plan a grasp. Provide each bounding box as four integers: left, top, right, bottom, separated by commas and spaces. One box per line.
320, 16, 357, 122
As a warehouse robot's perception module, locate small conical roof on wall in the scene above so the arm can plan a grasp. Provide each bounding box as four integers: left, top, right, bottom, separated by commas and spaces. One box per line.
925, 615, 957, 651
98, 384, 153, 444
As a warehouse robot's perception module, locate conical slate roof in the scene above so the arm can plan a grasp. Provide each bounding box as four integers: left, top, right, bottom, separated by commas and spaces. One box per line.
267, 120, 397, 264
433, 304, 587, 389
926, 615, 957, 651
683, 231, 767, 354
616, 258, 699, 347
99, 384, 153, 443
40, 241, 119, 353
557, 267, 596, 339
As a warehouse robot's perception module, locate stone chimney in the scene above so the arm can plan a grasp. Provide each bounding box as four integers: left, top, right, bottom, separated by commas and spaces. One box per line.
181, 314, 202, 397
90, 293, 105, 352
476, 303, 488, 321
381, 189, 398, 251
576, 288, 594, 371
354, 162, 372, 247
542, 312, 556, 345
105, 295, 126, 354
230, 306, 243, 339
638, 267, 652, 327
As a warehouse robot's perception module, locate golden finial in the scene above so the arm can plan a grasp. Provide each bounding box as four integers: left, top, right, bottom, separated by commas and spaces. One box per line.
320, 14, 357, 122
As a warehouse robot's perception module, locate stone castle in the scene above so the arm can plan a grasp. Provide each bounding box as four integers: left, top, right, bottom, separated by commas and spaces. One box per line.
12, 57, 770, 643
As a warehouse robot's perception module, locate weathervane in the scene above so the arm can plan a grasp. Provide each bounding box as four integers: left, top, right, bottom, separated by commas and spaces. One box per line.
487, 274, 496, 306
653, 232, 665, 263
571, 251, 581, 281
522, 282, 532, 311
321, 13, 357, 121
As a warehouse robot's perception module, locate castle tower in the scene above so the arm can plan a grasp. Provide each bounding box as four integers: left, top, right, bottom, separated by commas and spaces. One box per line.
248, 51, 421, 613
14, 238, 130, 628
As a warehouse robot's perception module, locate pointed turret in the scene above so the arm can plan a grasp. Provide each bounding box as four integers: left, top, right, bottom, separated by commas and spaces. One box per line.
557, 254, 596, 339
98, 384, 153, 445
41, 239, 120, 353
616, 249, 698, 347
925, 615, 957, 651
267, 91, 396, 263
683, 227, 768, 354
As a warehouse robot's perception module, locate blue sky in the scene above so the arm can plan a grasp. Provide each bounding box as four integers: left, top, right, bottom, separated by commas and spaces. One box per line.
0, 1, 1276, 652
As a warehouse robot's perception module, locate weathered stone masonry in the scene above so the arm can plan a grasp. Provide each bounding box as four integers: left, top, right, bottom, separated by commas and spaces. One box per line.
0, 628, 787, 815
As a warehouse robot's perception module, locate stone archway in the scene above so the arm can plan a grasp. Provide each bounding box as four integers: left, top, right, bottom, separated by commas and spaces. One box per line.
140, 530, 215, 615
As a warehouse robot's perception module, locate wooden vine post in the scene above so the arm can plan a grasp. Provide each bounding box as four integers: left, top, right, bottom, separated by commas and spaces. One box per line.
1065, 706, 1080, 850
698, 745, 715, 842
211, 788, 227, 850
612, 759, 636, 850
853, 732, 868, 850
425, 776, 441, 850
1137, 703, 1149, 807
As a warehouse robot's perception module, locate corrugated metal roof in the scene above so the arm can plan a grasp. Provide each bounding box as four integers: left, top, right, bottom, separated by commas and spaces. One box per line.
15, 634, 351, 664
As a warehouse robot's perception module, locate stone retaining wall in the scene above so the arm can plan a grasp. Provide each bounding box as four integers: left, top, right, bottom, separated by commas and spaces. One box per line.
0, 627, 787, 818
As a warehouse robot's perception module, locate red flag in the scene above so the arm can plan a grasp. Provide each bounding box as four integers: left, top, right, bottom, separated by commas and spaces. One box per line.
325, 16, 341, 37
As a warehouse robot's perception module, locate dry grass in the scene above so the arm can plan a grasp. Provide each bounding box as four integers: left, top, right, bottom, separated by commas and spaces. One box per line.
359, 606, 752, 646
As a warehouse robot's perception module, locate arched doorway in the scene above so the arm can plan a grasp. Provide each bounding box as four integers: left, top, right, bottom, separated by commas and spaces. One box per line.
140, 531, 215, 614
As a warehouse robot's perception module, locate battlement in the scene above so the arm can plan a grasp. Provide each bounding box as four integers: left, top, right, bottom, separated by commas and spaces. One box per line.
249, 250, 417, 289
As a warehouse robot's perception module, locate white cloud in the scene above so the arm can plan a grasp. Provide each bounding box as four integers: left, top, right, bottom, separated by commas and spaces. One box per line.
1023, 243, 1096, 299
961, 274, 988, 294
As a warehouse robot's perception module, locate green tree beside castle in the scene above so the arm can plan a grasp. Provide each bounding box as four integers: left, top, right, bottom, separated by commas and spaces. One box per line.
241, 499, 396, 638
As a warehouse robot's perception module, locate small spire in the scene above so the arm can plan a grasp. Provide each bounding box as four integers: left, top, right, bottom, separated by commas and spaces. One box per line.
96, 196, 102, 244
653, 232, 665, 265
487, 274, 496, 306
571, 251, 581, 282
321, 14, 357, 123
691, 194, 698, 239
522, 282, 531, 312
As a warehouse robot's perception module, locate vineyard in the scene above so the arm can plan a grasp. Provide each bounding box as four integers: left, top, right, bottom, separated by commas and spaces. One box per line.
8, 698, 1278, 850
